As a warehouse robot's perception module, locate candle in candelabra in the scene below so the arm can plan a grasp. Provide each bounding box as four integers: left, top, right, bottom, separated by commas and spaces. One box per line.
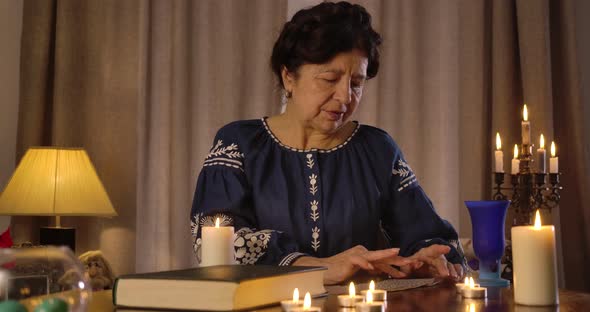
537, 134, 546, 173
521, 104, 531, 146
550, 141, 559, 173
494, 132, 504, 173
512, 144, 520, 175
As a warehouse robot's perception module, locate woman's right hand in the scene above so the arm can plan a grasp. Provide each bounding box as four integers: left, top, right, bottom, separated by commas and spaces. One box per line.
292, 245, 414, 285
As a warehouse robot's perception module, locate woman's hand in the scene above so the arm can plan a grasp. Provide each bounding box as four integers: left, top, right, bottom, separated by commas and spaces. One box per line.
400, 244, 465, 281
292, 245, 414, 285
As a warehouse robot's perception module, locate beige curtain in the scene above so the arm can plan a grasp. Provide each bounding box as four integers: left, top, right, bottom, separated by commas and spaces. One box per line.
135, 0, 287, 272
17, 0, 589, 290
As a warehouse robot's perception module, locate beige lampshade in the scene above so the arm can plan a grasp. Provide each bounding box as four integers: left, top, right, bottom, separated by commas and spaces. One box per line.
0, 147, 117, 217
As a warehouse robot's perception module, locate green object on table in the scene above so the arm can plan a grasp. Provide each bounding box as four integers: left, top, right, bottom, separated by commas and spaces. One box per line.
33, 298, 69, 312
0, 300, 27, 312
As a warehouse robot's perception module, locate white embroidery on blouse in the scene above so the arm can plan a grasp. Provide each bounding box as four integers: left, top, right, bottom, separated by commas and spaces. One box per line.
310, 200, 319, 221
306, 153, 315, 169
309, 174, 318, 195
200, 214, 234, 227
234, 228, 273, 264
191, 213, 203, 264
204, 140, 244, 170
261, 117, 360, 153
311, 227, 320, 252
392, 159, 417, 191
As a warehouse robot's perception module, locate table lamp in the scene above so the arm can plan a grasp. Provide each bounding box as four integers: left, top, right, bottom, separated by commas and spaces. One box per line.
0, 147, 117, 251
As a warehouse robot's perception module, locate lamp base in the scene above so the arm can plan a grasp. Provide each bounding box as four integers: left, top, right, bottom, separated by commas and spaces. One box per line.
40, 227, 75, 252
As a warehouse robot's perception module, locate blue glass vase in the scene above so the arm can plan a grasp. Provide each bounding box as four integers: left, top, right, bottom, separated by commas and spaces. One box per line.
465, 200, 511, 287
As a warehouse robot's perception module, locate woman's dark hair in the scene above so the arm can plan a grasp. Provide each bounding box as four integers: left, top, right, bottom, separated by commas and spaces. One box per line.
271, 1, 382, 88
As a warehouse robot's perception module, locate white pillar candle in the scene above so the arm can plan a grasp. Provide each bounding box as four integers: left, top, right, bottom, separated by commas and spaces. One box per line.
338, 282, 363, 307
511, 210, 558, 306
549, 141, 559, 173
361, 281, 387, 301
200, 217, 235, 266
521, 104, 531, 146
512, 144, 521, 175
355, 291, 384, 312
537, 134, 546, 173
494, 133, 504, 173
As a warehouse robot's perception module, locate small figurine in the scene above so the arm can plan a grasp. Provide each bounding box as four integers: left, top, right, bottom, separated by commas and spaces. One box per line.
79, 250, 115, 291
58, 250, 115, 291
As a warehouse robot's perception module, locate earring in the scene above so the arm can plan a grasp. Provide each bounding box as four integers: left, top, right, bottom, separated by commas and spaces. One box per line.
285, 90, 292, 98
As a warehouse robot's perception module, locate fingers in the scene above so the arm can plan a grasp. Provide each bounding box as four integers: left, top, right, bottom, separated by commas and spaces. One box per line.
447, 262, 458, 280
419, 244, 451, 258
431, 256, 450, 277
454, 263, 465, 280
348, 254, 375, 271
374, 263, 407, 278
362, 248, 400, 261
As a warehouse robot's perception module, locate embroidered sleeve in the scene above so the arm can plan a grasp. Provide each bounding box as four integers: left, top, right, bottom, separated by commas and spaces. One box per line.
191, 212, 307, 266
190, 127, 305, 265
204, 139, 245, 171
381, 147, 463, 264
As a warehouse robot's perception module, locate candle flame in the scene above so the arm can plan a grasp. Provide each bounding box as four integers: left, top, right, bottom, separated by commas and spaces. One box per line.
293, 288, 299, 302
514, 144, 519, 159
303, 292, 311, 309
469, 277, 475, 288
523, 104, 528, 121
464, 277, 469, 286
469, 303, 476, 312
215, 217, 220, 228
366, 290, 373, 304
540, 134, 545, 149
551, 141, 556, 157
369, 280, 375, 291
534, 210, 542, 229
496, 132, 502, 150
349, 282, 356, 297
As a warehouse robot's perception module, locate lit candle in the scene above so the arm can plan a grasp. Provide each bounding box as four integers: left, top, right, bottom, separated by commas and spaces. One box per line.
511, 210, 558, 306
521, 104, 531, 146
455, 277, 469, 293
512, 144, 521, 175
355, 290, 384, 312
461, 277, 486, 299
537, 134, 546, 173
281, 288, 303, 311
550, 141, 559, 173
494, 132, 504, 173
200, 217, 235, 266
337, 282, 363, 307
291, 292, 321, 312
361, 280, 387, 301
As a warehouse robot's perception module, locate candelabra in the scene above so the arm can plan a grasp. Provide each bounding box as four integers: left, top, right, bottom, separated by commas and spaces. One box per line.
492, 144, 562, 283
492, 145, 562, 226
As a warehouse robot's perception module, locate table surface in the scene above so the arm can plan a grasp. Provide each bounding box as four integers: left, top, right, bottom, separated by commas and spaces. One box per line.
83, 280, 590, 311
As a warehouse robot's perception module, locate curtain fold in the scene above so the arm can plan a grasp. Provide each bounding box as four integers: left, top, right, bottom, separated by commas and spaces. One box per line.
16, 0, 589, 290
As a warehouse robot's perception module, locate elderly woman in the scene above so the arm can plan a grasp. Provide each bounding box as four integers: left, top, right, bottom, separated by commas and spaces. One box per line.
191, 1, 465, 285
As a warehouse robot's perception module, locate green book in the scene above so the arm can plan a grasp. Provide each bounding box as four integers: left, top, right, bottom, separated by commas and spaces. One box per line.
113, 265, 326, 311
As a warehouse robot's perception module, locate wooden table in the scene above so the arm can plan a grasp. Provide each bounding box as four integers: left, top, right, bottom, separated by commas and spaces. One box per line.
78, 280, 590, 311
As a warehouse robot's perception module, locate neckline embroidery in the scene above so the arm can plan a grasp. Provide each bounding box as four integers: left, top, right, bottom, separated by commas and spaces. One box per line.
261, 117, 360, 153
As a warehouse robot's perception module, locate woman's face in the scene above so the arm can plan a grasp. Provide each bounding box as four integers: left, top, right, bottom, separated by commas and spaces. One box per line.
282, 49, 368, 134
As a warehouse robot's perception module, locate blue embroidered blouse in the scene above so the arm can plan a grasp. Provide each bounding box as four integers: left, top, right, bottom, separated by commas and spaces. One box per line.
190, 118, 463, 266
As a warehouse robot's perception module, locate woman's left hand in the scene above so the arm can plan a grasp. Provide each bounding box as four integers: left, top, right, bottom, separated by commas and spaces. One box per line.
401, 244, 464, 282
